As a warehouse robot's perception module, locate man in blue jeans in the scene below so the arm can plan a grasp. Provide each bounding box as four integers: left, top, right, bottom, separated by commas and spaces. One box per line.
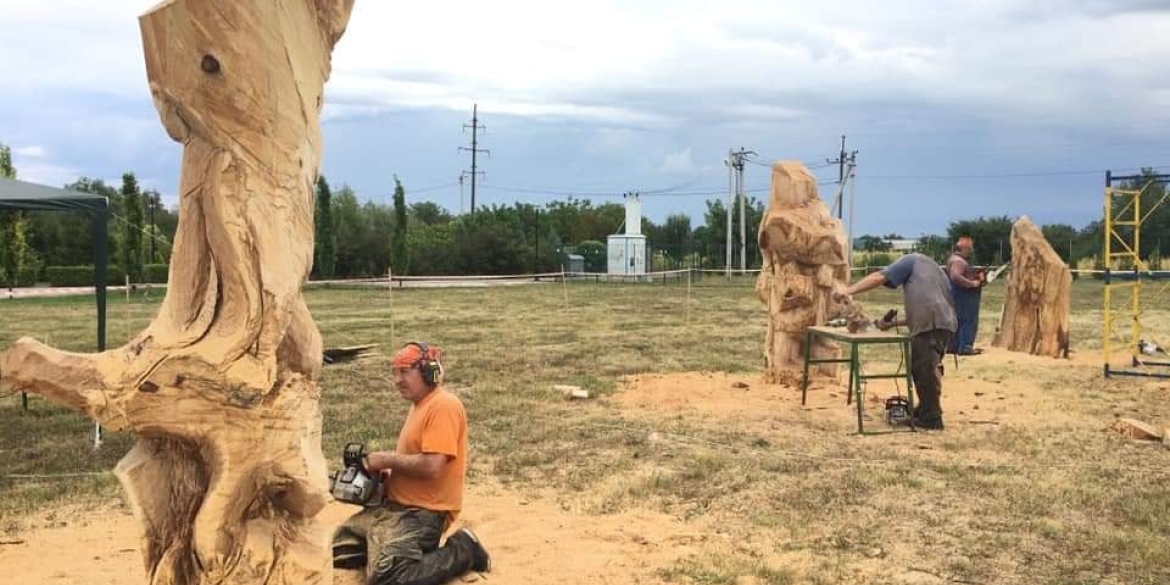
946, 237, 985, 355
834, 253, 957, 430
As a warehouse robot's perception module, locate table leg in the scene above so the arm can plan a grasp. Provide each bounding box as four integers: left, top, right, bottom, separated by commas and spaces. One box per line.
905, 339, 915, 430
846, 341, 854, 406
853, 343, 864, 433
801, 329, 812, 405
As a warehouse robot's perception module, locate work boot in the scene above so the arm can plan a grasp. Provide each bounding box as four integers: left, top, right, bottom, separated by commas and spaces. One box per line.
450, 528, 491, 573
912, 416, 944, 430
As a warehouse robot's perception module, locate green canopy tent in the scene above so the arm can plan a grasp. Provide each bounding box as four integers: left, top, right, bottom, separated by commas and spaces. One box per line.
0, 178, 108, 437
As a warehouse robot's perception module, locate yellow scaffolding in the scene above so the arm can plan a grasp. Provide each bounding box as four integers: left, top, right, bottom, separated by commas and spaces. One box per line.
1103, 171, 1170, 378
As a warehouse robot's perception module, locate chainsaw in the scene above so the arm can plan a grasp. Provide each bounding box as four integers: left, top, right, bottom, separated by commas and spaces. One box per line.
328, 443, 383, 506
983, 263, 1009, 284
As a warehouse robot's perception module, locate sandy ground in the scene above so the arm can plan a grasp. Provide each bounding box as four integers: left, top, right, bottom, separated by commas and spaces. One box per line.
0, 482, 693, 585
613, 345, 1066, 430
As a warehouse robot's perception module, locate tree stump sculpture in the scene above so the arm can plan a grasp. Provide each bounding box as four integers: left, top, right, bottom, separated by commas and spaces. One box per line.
755, 162, 854, 385
0, 1, 354, 583
993, 216, 1072, 358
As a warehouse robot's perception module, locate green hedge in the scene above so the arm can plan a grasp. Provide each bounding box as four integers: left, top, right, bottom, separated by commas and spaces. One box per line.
16, 265, 39, 287
144, 264, 169, 284
46, 265, 128, 287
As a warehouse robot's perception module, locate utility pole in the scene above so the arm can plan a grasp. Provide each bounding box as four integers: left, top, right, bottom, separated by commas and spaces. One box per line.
458, 172, 474, 215
731, 148, 755, 271
725, 148, 755, 273
826, 135, 857, 220
725, 151, 733, 279
459, 103, 488, 213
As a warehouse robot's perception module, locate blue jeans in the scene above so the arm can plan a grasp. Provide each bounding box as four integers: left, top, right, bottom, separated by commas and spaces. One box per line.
949, 286, 981, 353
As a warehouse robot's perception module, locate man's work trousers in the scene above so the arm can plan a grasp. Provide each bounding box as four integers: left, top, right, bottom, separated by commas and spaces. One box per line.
949, 285, 981, 353
912, 329, 952, 421
333, 503, 477, 585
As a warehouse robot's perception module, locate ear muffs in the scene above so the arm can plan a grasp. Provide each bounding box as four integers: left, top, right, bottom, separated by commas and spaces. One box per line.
405, 342, 441, 386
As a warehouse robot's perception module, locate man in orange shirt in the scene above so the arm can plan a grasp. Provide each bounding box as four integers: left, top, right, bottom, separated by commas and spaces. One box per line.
332, 342, 490, 585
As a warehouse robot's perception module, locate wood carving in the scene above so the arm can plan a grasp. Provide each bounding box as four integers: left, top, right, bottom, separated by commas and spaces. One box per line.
755, 161, 854, 384
993, 216, 1072, 358
0, 1, 354, 583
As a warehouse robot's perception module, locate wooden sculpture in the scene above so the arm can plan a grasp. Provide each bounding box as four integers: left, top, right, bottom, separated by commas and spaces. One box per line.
755, 162, 854, 384
993, 216, 1072, 358
0, 1, 354, 583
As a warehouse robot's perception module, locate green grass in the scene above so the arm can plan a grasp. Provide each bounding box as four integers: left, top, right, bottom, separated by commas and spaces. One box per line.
1, 278, 1169, 583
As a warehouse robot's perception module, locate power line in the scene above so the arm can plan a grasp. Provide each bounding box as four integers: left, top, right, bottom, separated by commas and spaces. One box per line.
358, 182, 461, 202
864, 165, 1170, 181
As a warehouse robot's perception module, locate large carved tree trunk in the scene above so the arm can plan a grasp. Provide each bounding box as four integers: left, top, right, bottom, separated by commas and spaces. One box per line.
993, 216, 1072, 358
755, 162, 853, 385
0, 1, 354, 584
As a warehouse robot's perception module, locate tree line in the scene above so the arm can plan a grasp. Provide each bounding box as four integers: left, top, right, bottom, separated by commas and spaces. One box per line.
3, 138, 1166, 284
855, 168, 1168, 271
308, 176, 764, 277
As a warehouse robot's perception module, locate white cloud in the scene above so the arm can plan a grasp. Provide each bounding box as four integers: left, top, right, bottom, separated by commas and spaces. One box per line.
657, 148, 695, 174
12, 146, 47, 158
3, 1, 1167, 132
13, 161, 81, 188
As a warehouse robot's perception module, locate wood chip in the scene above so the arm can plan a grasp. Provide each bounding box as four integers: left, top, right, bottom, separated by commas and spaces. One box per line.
1112, 418, 1164, 441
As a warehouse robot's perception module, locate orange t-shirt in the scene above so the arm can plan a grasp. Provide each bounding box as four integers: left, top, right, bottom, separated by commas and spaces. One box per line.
384, 388, 468, 520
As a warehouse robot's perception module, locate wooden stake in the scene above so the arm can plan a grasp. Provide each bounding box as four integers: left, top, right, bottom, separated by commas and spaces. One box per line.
561, 264, 569, 311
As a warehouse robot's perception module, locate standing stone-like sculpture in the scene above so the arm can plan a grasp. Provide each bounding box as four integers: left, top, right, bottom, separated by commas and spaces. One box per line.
993, 216, 1072, 358
0, 1, 354, 583
755, 162, 853, 384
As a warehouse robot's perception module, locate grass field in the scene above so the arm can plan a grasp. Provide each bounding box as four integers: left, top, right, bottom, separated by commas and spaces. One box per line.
1, 277, 1168, 584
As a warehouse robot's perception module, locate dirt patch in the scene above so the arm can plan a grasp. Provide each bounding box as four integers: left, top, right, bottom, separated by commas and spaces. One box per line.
612, 346, 1100, 431
0, 483, 691, 585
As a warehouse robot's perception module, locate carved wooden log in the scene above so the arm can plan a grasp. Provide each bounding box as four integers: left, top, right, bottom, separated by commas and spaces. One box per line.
0, 1, 353, 583
755, 162, 853, 384
992, 216, 1072, 358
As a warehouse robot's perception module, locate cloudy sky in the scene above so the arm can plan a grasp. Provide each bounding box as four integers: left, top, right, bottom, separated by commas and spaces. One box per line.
2, 0, 1168, 236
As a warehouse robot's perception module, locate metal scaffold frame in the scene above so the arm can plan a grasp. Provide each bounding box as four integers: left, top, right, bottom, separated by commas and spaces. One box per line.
1103, 170, 1170, 378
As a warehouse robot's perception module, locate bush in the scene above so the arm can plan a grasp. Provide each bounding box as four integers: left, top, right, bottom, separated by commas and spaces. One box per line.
15, 265, 39, 287
46, 265, 127, 287
578, 240, 606, 272
144, 263, 169, 284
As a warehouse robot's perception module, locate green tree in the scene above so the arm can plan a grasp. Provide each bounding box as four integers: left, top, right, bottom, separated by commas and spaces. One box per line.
577, 240, 606, 272
120, 172, 144, 283
698, 197, 765, 269
0, 143, 15, 179
855, 235, 892, 252
947, 216, 1014, 265
1041, 223, 1078, 264
0, 143, 17, 287
313, 175, 336, 278
390, 177, 409, 275
64, 177, 122, 270
1122, 168, 1169, 265
654, 213, 693, 266
916, 234, 951, 263
451, 207, 527, 275
0, 145, 37, 287
409, 201, 452, 226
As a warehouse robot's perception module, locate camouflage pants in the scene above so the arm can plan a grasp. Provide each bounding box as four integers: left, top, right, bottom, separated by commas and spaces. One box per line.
333, 503, 475, 585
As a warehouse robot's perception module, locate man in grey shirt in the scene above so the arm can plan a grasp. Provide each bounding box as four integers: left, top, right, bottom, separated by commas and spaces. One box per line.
834, 253, 957, 429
